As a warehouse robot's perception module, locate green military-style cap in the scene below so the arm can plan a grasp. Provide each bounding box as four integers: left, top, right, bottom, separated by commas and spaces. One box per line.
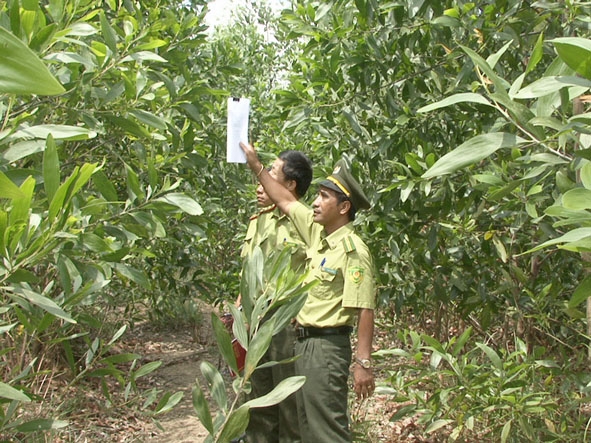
319, 158, 371, 211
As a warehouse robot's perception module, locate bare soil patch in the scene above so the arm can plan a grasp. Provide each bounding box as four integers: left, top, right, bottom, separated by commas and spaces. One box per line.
54, 310, 442, 442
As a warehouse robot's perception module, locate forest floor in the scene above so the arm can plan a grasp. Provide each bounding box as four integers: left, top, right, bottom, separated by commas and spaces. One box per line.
52, 306, 444, 442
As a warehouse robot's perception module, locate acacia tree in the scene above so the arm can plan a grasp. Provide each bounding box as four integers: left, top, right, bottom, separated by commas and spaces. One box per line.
261, 0, 591, 440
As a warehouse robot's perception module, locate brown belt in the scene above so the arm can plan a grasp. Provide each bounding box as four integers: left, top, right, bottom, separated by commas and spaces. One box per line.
295, 326, 352, 339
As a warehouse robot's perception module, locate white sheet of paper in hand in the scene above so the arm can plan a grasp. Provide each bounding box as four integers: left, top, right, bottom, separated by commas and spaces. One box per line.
227, 97, 250, 163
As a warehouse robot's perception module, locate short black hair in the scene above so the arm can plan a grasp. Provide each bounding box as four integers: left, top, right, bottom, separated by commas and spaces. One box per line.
335, 191, 356, 221
278, 150, 313, 198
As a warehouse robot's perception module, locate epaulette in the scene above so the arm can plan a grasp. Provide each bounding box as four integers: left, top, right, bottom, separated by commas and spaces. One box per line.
249, 204, 276, 220
342, 235, 357, 253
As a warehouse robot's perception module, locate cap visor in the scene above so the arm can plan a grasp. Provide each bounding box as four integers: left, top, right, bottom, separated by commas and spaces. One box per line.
319, 180, 346, 196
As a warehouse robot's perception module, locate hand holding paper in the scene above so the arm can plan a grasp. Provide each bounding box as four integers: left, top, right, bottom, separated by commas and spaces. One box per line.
227, 97, 250, 163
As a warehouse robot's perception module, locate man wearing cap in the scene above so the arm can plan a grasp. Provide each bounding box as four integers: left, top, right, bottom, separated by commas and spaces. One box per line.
240, 142, 376, 443
238, 150, 313, 443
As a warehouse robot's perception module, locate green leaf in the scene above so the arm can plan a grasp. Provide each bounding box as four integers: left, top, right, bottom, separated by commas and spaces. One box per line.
43, 135, 60, 203
114, 263, 151, 289
527, 228, 591, 253
426, 419, 453, 434
101, 353, 142, 365
10, 124, 97, 141
92, 170, 119, 201
0, 382, 31, 401
0, 171, 25, 199
10, 287, 76, 324
563, 188, 591, 210
0, 27, 65, 95
10, 176, 34, 225
15, 419, 68, 432
569, 275, 591, 308
476, 342, 502, 369
451, 327, 472, 357
422, 133, 527, 179
100, 11, 118, 54
154, 391, 183, 414
192, 382, 214, 435
244, 317, 275, 378
243, 375, 306, 409
512, 76, 591, 99
526, 33, 544, 74
155, 193, 203, 215
460, 45, 510, 93
211, 313, 238, 374
501, 419, 512, 443
550, 37, 591, 79
417, 93, 492, 113
125, 163, 144, 202
228, 305, 249, 350
217, 405, 250, 443
133, 361, 162, 379
200, 361, 228, 413
129, 109, 167, 130
120, 51, 167, 63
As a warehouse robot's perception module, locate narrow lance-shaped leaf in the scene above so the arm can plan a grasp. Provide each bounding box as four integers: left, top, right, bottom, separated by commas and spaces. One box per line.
461, 45, 511, 93
0, 27, 65, 95
211, 312, 239, 374
155, 193, 203, 216
9, 125, 97, 141
92, 170, 119, 201
192, 382, 214, 436
0, 382, 31, 402
569, 275, 591, 308
43, 134, 59, 202
0, 171, 25, 199
200, 361, 228, 413
100, 10, 118, 54
217, 405, 250, 443
15, 419, 69, 432
417, 93, 492, 113
9, 287, 76, 324
422, 133, 527, 179
550, 37, 591, 79
512, 76, 591, 100
242, 375, 306, 409
524, 227, 591, 253
243, 318, 275, 378
9, 176, 34, 225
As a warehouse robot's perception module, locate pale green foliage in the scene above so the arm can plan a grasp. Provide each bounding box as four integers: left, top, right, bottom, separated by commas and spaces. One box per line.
192, 247, 314, 443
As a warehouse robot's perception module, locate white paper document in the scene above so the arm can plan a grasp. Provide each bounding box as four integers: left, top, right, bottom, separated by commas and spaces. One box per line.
226, 97, 250, 163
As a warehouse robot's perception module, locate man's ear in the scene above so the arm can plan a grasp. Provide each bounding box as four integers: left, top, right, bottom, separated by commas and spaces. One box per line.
286, 179, 297, 193
339, 199, 351, 215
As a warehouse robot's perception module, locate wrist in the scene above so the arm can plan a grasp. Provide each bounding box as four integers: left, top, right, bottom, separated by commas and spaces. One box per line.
355, 357, 372, 369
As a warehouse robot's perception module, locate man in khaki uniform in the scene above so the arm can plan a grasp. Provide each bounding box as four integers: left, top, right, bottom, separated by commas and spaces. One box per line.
240, 141, 376, 443
239, 150, 313, 443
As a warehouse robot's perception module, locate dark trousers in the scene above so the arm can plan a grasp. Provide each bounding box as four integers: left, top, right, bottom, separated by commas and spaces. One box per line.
295, 334, 352, 443
245, 325, 301, 443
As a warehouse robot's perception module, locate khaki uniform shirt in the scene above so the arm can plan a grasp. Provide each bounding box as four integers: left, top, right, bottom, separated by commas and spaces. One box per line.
241, 204, 307, 283
289, 201, 376, 328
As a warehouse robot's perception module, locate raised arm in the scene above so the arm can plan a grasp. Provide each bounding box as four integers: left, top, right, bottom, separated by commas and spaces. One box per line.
240, 142, 297, 215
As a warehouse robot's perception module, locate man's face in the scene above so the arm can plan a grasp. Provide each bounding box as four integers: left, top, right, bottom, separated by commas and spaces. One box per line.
269, 158, 289, 187
312, 186, 343, 226
256, 183, 272, 207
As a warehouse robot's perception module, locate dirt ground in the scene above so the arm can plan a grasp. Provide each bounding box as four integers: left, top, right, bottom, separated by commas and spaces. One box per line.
57, 309, 442, 442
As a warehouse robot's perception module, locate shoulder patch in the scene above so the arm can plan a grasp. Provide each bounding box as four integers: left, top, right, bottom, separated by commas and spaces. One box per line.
347, 267, 364, 284
342, 236, 357, 253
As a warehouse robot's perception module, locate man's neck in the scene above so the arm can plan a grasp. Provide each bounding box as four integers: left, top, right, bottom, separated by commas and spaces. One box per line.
323, 218, 349, 236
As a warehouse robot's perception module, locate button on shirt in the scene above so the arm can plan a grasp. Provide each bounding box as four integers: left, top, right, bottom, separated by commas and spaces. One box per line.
289, 201, 375, 328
